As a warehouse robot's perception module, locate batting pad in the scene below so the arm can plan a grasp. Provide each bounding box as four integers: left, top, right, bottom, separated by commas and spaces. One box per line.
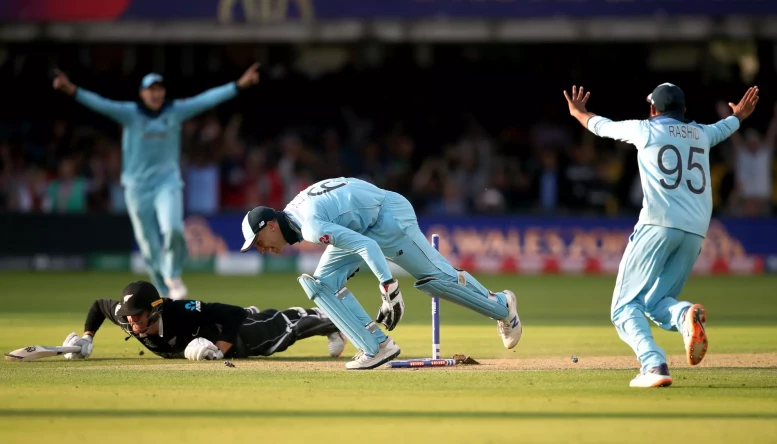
298, 274, 382, 355
414, 272, 509, 320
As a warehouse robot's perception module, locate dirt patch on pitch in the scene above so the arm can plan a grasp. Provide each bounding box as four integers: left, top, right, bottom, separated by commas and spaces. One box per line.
61, 352, 777, 372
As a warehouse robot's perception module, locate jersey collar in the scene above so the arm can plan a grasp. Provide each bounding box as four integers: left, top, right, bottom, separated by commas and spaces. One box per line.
137, 100, 172, 118
277, 211, 302, 245
649, 112, 693, 124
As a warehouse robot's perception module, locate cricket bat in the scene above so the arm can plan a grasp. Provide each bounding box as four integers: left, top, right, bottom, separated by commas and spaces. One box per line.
4, 345, 81, 362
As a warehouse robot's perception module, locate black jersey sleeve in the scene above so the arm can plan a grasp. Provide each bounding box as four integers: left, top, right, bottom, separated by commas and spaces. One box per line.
84, 299, 122, 334
200, 302, 247, 344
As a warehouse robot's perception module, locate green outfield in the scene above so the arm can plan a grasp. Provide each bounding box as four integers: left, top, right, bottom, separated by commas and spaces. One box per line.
1, 272, 776, 443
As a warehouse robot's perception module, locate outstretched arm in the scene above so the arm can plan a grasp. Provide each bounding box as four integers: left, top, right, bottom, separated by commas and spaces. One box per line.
564, 85, 597, 129
62, 298, 120, 360
305, 218, 394, 285
563, 85, 645, 146
53, 70, 136, 125
710, 87, 760, 148
717, 101, 744, 147
173, 62, 261, 121
83, 298, 122, 337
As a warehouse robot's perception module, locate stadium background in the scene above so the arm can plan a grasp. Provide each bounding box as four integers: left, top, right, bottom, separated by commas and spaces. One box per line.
1, 0, 776, 277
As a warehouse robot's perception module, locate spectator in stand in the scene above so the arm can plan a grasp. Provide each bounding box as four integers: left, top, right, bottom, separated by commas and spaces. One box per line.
45, 157, 88, 213
717, 101, 776, 216
242, 144, 285, 210
354, 140, 387, 188
536, 149, 560, 213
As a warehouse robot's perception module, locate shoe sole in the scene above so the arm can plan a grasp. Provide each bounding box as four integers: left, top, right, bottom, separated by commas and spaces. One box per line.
630, 377, 673, 388
685, 304, 708, 366
501, 290, 522, 350
345, 348, 401, 370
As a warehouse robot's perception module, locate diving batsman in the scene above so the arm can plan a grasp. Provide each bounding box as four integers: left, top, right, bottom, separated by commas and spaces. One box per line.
62, 281, 347, 361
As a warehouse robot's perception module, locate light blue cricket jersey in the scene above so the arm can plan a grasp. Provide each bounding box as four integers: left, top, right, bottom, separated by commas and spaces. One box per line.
284, 177, 393, 283
587, 114, 740, 238
75, 83, 238, 189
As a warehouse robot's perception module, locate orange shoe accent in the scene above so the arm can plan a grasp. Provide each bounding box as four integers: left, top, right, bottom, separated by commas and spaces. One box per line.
650, 376, 673, 388
684, 304, 708, 366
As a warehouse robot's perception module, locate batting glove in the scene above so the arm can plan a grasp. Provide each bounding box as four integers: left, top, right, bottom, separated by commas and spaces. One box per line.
63, 332, 93, 360
184, 338, 224, 361
376, 279, 405, 331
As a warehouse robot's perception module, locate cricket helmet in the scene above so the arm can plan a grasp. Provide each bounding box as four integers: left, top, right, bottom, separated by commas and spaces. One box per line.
117, 281, 164, 334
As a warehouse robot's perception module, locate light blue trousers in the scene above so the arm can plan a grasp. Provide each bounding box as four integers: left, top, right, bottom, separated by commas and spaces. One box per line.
310, 192, 509, 349
124, 184, 187, 295
611, 224, 703, 373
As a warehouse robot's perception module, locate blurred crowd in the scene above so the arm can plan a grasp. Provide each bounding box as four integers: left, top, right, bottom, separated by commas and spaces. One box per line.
2, 104, 774, 218
1, 42, 775, 217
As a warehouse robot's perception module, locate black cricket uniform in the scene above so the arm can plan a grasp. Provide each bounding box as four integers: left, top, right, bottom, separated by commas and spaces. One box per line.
85, 299, 328, 359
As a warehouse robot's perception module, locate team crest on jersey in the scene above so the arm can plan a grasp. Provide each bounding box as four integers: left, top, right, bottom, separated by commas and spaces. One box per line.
319, 234, 331, 244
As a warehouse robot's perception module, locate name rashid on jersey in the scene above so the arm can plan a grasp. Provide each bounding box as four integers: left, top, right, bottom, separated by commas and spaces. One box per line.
668, 125, 700, 140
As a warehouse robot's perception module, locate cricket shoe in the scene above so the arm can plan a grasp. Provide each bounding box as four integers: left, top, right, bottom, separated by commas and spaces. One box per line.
682, 304, 708, 366
165, 278, 188, 301
630, 363, 672, 388
345, 337, 401, 370
245, 306, 260, 315
328, 331, 347, 358
496, 290, 522, 349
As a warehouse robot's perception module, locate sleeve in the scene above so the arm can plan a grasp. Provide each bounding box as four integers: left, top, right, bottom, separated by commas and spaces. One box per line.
179, 301, 247, 344
303, 217, 394, 284
74, 88, 137, 125
587, 116, 647, 147
172, 82, 239, 122
698, 116, 741, 148
84, 299, 122, 334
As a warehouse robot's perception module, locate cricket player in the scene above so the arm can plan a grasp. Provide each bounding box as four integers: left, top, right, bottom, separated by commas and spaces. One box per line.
52, 64, 261, 299
62, 280, 347, 360
238, 178, 523, 370
564, 83, 760, 387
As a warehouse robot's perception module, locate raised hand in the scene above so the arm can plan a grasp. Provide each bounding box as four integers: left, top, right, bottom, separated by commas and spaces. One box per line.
52, 69, 77, 96
563, 85, 591, 116
237, 62, 260, 89
727, 86, 760, 121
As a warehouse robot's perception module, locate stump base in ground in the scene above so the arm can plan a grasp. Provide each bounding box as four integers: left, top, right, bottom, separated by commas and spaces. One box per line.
453, 354, 480, 365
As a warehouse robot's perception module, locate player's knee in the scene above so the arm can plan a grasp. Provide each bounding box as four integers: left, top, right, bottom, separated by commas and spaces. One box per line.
298, 274, 328, 301
415, 268, 462, 286
610, 306, 621, 325
611, 302, 641, 326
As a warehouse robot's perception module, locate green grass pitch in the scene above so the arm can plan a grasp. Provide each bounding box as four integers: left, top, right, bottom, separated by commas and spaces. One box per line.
1, 272, 776, 443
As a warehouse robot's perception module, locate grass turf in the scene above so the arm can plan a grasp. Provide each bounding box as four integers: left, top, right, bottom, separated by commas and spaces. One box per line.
1, 272, 776, 443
